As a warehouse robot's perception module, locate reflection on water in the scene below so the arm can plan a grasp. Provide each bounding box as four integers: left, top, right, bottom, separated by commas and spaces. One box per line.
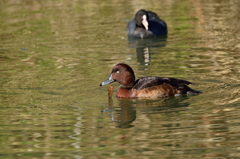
128, 36, 167, 66
103, 99, 136, 128
1, 0, 240, 158
100, 96, 240, 158
103, 96, 191, 128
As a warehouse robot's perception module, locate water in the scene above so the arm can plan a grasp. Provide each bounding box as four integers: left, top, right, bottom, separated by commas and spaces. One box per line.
0, 0, 240, 158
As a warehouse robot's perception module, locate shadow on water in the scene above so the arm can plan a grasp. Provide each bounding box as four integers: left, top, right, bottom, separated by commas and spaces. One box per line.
128, 36, 167, 66
102, 95, 191, 128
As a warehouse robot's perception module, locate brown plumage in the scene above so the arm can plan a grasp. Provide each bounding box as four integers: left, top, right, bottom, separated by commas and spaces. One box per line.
100, 63, 201, 98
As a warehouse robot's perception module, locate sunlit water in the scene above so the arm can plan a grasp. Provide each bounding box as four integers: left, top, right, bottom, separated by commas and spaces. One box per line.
0, 0, 240, 158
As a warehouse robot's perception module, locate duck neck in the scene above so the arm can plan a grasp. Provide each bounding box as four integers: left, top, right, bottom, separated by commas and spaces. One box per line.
120, 74, 135, 88
119, 85, 133, 89
117, 87, 135, 98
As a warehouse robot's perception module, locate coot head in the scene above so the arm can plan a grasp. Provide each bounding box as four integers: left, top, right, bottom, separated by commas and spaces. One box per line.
135, 9, 149, 30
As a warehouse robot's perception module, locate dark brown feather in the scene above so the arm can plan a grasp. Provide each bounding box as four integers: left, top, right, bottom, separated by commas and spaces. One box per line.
133, 76, 193, 91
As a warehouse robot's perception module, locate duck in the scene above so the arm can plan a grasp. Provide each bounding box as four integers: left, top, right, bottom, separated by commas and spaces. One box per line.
100, 63, 201, 98
127, 9, 168, 38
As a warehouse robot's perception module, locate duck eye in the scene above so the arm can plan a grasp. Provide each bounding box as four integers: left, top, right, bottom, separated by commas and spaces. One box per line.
116, 71, 120, 74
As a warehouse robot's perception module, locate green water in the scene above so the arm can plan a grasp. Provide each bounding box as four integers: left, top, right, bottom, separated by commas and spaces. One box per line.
1, 0, 240, 158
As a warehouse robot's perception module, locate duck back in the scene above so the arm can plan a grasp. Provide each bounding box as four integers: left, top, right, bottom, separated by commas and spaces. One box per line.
133, 76, 200, 95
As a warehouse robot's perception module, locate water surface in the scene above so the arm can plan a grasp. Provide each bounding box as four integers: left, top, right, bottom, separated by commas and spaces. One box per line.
0, 0, 240, 158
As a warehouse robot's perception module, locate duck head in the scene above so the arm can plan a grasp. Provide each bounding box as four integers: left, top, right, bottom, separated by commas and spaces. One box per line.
100, 63, 136, 88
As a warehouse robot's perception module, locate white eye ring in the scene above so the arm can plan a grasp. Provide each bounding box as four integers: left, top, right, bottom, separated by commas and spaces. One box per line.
116, 71, 120, 74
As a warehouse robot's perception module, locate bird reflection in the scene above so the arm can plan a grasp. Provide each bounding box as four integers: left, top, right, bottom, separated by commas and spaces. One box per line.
103, 98, 136, 128
102, 95, 191, 129
128, 36, 167, 66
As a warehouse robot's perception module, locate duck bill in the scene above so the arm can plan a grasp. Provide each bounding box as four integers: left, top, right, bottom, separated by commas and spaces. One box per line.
100, 74, 115, 86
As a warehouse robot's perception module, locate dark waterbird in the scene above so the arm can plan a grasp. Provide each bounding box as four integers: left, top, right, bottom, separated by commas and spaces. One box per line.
100, 63, 201, 98
127, 9, 168, 38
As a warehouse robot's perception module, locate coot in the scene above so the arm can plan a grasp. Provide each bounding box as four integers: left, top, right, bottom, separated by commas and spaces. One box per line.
127, 9, 168, 38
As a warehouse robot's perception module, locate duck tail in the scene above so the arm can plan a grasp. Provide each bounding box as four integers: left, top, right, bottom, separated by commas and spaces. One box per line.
178, 85, 201, 95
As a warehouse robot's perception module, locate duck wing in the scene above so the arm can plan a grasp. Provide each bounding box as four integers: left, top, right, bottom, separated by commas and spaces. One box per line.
133, 76, 200, 94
